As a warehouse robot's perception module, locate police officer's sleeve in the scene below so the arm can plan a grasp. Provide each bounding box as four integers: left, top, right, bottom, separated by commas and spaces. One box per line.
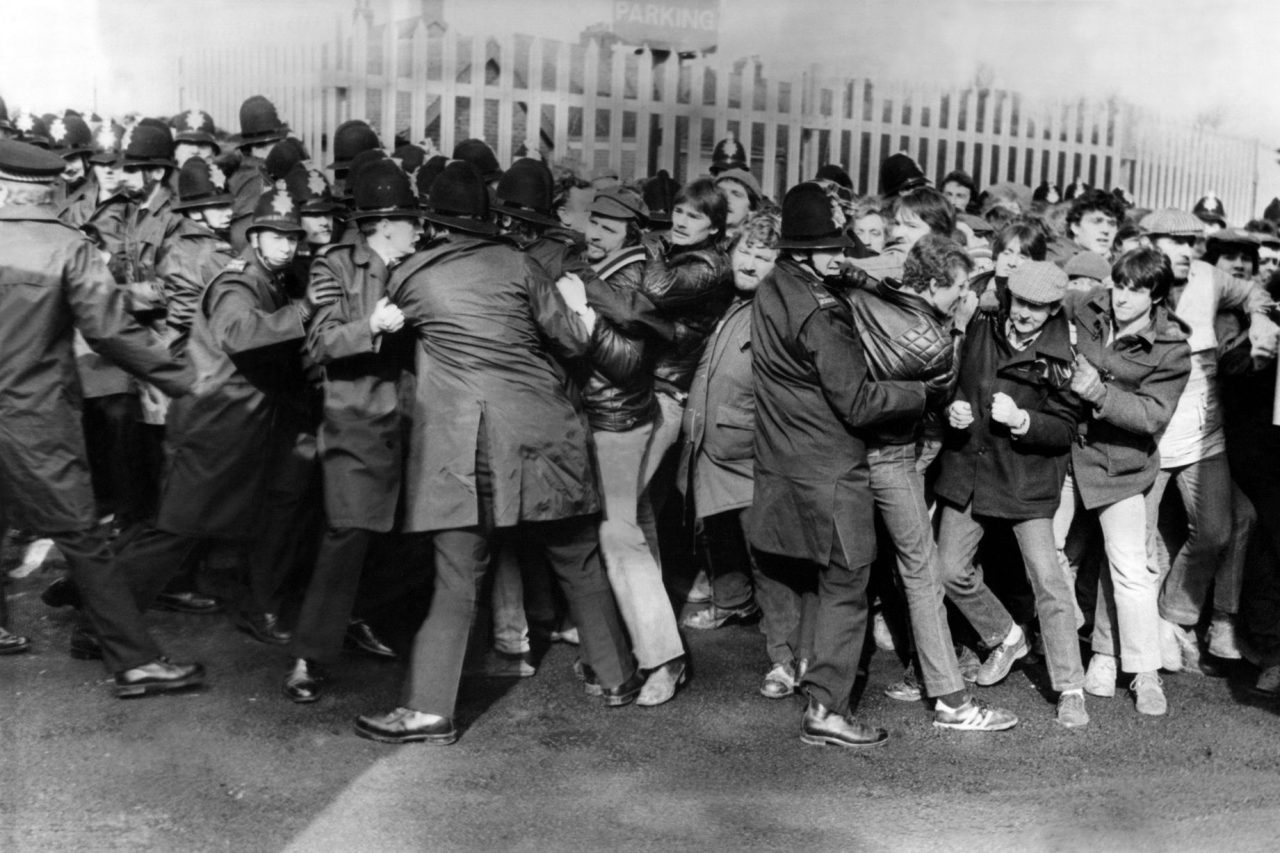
65, 237, 194, 398
206, 275, 306, 364
799, 297, 926, 428
306, 255, 378, 364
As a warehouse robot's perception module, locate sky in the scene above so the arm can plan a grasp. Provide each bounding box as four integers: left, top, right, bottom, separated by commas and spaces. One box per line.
3, 0, 1277, 199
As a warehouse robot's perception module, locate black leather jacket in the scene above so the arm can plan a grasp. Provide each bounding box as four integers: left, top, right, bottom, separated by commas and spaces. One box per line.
580, 245, 658, 432
843, 277, 959, 445
641, 235, 734, 395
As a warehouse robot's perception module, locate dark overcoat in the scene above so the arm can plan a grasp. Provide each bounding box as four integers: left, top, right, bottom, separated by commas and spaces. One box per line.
306, 237, 411, 532
386, 233, 598, 533
1065, 288, 1192, 509
156, 248, 308, 538
745, 257, 926, 568
0, 207, 191, 533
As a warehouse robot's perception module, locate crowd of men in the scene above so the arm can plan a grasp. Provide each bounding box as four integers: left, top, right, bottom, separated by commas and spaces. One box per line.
3, 89, 1280, 748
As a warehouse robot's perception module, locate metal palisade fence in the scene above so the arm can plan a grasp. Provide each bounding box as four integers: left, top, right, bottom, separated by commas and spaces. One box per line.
177, 14, 1260, 221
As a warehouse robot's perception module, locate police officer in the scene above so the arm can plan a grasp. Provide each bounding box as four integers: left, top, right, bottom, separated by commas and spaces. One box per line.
0, 139, 203, 695
747, 182, 939, 748
228, 95, 290, 252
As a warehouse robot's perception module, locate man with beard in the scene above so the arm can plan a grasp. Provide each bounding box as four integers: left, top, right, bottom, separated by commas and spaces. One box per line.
111, 190, 337, 649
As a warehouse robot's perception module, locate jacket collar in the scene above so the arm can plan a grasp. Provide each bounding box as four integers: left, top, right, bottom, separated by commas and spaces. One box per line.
0, 205, 60, 223
996, 309, 1073, 366
880, 277, 945, 321
1081, 286, 1190, 347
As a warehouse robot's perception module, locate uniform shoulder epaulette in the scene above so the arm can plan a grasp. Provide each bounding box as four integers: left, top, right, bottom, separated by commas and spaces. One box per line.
316, 241, 353, 258
810, 283, 841, 310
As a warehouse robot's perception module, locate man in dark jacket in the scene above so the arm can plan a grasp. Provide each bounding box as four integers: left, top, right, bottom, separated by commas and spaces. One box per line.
846, 235, 1017, 731
935, 260, 1087, 727
354, 162, 641, 745
283, 158, 420, 702
747, 182, 935, 748
0, 139, 203, 695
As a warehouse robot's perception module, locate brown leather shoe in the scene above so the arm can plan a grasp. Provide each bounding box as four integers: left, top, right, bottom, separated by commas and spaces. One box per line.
800, 697, 889, 748
354, 707, 458, 745
115, 658, 205, 698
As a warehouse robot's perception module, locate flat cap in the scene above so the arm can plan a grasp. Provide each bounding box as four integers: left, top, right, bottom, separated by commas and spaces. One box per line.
0, 138, 67, 182
590, 186, 648, 221
1140, 208, 1203, 238
1064, 251, 1112, 281
1007, 259, 1068, 305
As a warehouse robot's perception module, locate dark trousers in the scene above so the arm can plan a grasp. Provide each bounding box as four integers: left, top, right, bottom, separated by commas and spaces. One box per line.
752, 548, 819, 667
404, 516, 634, 718
759, 532, 869, 716
288, 526, 371, 663
82, 393, 155, 526
60, 526, 163, 672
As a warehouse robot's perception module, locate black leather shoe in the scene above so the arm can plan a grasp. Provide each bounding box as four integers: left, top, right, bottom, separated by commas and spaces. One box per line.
233, 611, 292, 645
283, 658, 327, 703
114, 658, 205, 698
70, 626, 103, 660
0, 626, 31, 655
152, 591, 225, 615
354, 707, 458, 745
344, 619, 397, 660
600, 670, 645, 707
41, 576, 82, 609
800, 697, 889, 748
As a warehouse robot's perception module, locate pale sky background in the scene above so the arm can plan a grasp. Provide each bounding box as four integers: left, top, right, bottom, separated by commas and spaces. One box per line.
3, 0, 1278, 201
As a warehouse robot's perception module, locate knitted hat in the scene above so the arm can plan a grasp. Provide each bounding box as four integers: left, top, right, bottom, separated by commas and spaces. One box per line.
714, 166, 761, 199
1007, 260, 1068, 305
1064, 251, 1112, 281
0, 139, 67, 182
775, 182, 854, 251
590, 186, 649, 221
1140, 208, 1204, 238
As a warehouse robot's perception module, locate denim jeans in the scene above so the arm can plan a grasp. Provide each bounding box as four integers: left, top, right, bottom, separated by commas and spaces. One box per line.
595, 423, 684, 669
937, 500, 1085, 692
1149, 453, 1232, 625
1075, 493, 1161, 673
637, 390, 685, 567
1216, 483, 1253, 615
867, 443, 965, 697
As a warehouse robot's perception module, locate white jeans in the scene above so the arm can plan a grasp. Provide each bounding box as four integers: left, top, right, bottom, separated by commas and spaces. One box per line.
1083, 493, 1161, 673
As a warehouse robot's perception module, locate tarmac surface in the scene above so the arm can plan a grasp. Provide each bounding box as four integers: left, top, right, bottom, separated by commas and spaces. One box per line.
4, 544, 1280, 853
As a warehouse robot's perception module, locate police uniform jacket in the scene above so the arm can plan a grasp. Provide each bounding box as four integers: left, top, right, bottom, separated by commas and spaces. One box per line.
934, 308, 1079, 520
71, 192, 135, 398
156, 217, 236, 357
1065, 288, 1191, 510
745, 257, 926, 568
120, 184, 185, 320
677, 292, 755, 519
387, 232, 598, 532
0, 206, 191, 533
156, 248, 309, 538
54, 176, 97, 228
306, 236, 410, 532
